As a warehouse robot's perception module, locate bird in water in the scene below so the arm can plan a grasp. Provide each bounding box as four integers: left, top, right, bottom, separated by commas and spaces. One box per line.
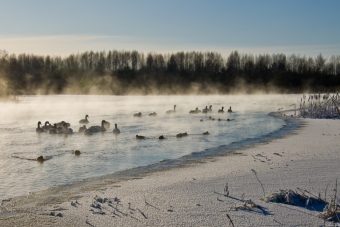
218, 107, 224, 113
85, 120, 107, 135
149, 112, 157, 116
79, 115, 89, 124
42, 121, 52, 132
136, 135, 146, 139
134, 112, 142, 117
102, 120, 111, 129
36, 121, 44, 133
49, 124, 58, 134
78, 125, 87, 133
37, 156, 45, 163
159, 135, 165, 140
176, 132, 188, 138
65, 128, 74, 135
202, 131, 209, 135
166, 105, 176, 114
228, 106, 233, 113
189, 107, 201, 114
55, 121, 73, 134
112, 123, 120, 134
55, 121, 70, 128
202, 106, 209, 113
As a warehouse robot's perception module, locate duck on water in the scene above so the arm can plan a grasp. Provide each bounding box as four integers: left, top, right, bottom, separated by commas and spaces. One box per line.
102, 120, 110, 129
78, 125, 87, 133
37, 121, 72, 134
189, 107, 201, 114
113, 123, 120, 134
136, 135, 146, 139
133, 112, 142, 117
42, 121, 52, 132
166, 105, 176, 114
202, 105, 212, 113
176, 132, 188, 138
36, 121, 44, 133
49, 124, 58, 134
55, 121, 71, 129
48, 122, 73, 135
84, 120, 107, 135
79, 114, 89, 124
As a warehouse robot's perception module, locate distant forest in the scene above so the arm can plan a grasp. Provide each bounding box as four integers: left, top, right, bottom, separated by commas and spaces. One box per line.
0, 50, 340, 96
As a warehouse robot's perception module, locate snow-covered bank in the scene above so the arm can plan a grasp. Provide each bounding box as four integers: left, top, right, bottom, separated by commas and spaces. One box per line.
1, 118, 339, 226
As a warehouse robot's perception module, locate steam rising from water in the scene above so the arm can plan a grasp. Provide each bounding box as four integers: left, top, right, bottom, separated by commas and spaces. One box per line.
0, 94, 300, 123
0, 95, 300, 199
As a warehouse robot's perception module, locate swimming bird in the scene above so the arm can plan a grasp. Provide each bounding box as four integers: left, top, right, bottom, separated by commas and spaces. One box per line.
112, 123, 120, 134
136, 135, 146, 139
74, 150, 81, 156
78, 125, 87, 133
176, 132, 188, 138
149, 112, 157, 116
85, 120, 107, 135
51, 121, 71, 134
54, 121, 73, 134
189, 107, 201, 114
228, 106, 233, 113
202, 106, 209, 113
134, 112, 142, 117
42, 121, 51, 132
49, 124, 57, 134
218, 107, 224, 113
79, 115, 89, 124
55, 121, 67, 128
36, 121, 44, 133
159, 135, 165, 140
56, 125, 64, 134
102, 120, 110, 129
166, 105, 176, 114
65, 128, 74, 135
37, 156, 45, 163
203, 131, 209, 135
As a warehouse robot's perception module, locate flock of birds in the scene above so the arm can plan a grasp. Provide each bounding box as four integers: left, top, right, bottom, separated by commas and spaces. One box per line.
33, 105, 234, 162
35, 105, 233, 138
36, 118, 119, 136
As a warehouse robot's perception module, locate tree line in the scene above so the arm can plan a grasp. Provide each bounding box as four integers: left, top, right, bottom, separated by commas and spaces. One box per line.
0, 49, 340, 96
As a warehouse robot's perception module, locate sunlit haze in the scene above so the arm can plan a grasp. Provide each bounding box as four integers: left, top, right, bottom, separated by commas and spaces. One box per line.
0, 0, 339, 56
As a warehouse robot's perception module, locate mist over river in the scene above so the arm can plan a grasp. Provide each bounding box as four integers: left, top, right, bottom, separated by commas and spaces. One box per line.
0, 95, 300, 199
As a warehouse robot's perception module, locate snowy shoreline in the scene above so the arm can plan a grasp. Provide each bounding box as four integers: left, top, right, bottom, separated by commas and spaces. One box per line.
2, 117, 340, 226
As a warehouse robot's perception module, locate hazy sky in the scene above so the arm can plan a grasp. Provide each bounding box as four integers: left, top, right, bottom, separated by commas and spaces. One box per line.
0, 0, 339, 56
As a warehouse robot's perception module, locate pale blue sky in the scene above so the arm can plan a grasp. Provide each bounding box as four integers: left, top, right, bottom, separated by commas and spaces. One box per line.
0, 0, 339, 56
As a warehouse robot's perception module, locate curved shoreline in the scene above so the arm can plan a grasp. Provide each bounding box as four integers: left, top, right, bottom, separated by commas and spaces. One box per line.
2, 112, 302, 207
102, 112, 301, 179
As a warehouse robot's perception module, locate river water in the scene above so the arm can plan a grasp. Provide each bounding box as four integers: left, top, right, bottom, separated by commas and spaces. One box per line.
0, 95, 300, 199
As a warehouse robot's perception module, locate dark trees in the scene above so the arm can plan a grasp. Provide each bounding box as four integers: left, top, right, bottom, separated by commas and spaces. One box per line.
0, 50, 340, 95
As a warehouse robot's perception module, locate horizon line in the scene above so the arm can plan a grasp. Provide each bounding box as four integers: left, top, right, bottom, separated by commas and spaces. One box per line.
1, 34, 340, 58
